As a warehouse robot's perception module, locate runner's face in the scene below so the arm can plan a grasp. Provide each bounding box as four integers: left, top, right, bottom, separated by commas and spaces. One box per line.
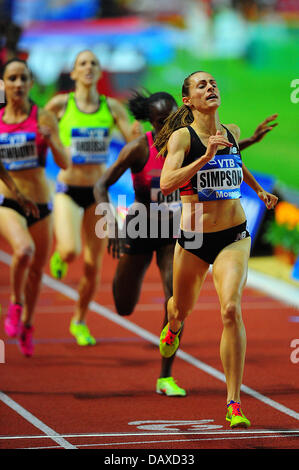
183, 72, 220, 113
3, 62, 32, 102
150, 100, 177, 133
72, 51, 101, 86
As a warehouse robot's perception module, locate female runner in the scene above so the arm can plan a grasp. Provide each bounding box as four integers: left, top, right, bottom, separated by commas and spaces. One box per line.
45, 50, 137, 346
94, 90, 186, 396
155, 71, 278, 425
94, 87, 276, 396
0, 58, 68, 356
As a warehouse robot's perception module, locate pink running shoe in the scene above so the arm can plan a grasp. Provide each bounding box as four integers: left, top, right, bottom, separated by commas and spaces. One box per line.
4, 303, 22, 337
19, 324, 34, 357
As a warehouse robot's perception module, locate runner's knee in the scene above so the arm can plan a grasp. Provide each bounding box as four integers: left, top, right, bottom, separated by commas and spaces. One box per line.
221, 300, 242, 326
113, 294, 135, 317
113, 280, 135, 317
82, 262, 100, 286
59, 247, 78, 263
116, 305, 134, 317
28, 264, 44, 283
15, 243, 35, 266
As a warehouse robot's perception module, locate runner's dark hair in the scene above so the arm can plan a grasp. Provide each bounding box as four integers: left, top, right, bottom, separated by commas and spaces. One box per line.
128, 89, 177, 122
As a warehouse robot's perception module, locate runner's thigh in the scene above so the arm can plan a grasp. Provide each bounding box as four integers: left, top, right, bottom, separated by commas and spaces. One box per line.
172, 242, 210, 315
53, 193, 83, 254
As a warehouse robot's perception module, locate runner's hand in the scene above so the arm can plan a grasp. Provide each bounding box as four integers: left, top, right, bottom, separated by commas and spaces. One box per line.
130, 120, 143, 140
107, 223, 122, 259
15, 191, 40, 218
251, 114, 278, 143
257, 190, 278, 210
205, 130, 233, 161
38, 125, 53, 143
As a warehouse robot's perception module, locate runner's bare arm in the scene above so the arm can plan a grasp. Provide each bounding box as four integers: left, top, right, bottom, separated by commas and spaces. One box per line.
94, 137, 146, 204
242, 163, 278, 210
160, 128, 232, 195
238, 114, 278, 151
38, 109, 69, 169
44, 93, 69, 120
0, 160, 39, 217
108, 97, 139, 143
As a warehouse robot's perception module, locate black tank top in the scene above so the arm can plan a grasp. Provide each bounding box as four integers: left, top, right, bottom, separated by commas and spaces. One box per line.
180, 125, 242, 198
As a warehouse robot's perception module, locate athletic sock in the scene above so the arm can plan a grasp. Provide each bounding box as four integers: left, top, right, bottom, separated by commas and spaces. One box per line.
169, 328, 180, 335
227, 400, 240, 407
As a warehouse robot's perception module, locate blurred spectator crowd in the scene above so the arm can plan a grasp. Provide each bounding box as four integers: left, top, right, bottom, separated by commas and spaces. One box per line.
0, 0, 297, 92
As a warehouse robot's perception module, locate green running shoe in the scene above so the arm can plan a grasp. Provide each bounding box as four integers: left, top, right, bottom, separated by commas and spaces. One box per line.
159, 323, 181, 358
70, 320, 96, 346
226, 401, 251, 428
156, 377, 187, 397
50, 251, 68, 279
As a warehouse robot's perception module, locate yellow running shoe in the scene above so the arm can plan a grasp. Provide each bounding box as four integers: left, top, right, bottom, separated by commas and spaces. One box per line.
156, 377, 186, 397
226, 401, 251, 428
50, 251, 68, 279
159, 323, 181, 358
70, 320, 96, 346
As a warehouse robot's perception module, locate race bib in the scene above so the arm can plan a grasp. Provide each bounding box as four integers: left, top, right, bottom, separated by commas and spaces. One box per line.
197, 153, 243, 201
0, 132, 39, 171
71, 127, 109, 164
150, 176, 181, 211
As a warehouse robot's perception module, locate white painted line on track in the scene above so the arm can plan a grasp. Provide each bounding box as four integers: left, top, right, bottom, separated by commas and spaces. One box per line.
13, 433, 299, 450
0, 392, 77, 449
0, 429, 299, 440
67, 433, 299, 448
1, 249, 299, 428
3, 429, 299, 450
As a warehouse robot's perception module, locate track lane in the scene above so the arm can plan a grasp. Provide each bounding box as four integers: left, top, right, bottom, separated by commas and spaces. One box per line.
0, 245, 298, 449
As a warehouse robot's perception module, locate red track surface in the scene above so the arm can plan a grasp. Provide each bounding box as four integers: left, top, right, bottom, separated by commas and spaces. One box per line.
0, 238, 299, 450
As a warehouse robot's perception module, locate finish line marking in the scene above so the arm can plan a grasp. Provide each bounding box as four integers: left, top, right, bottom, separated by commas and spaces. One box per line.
1, 428, 299, 440
0, 392, 76, 449
7, 432, 299, 450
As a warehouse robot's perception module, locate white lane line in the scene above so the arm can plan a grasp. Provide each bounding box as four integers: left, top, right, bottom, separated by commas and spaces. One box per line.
1, 429, 299, 440
22, 433, 299, 450
0, 392, 76, 449
1, 249, 299, 425
72, 433, 299, 448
